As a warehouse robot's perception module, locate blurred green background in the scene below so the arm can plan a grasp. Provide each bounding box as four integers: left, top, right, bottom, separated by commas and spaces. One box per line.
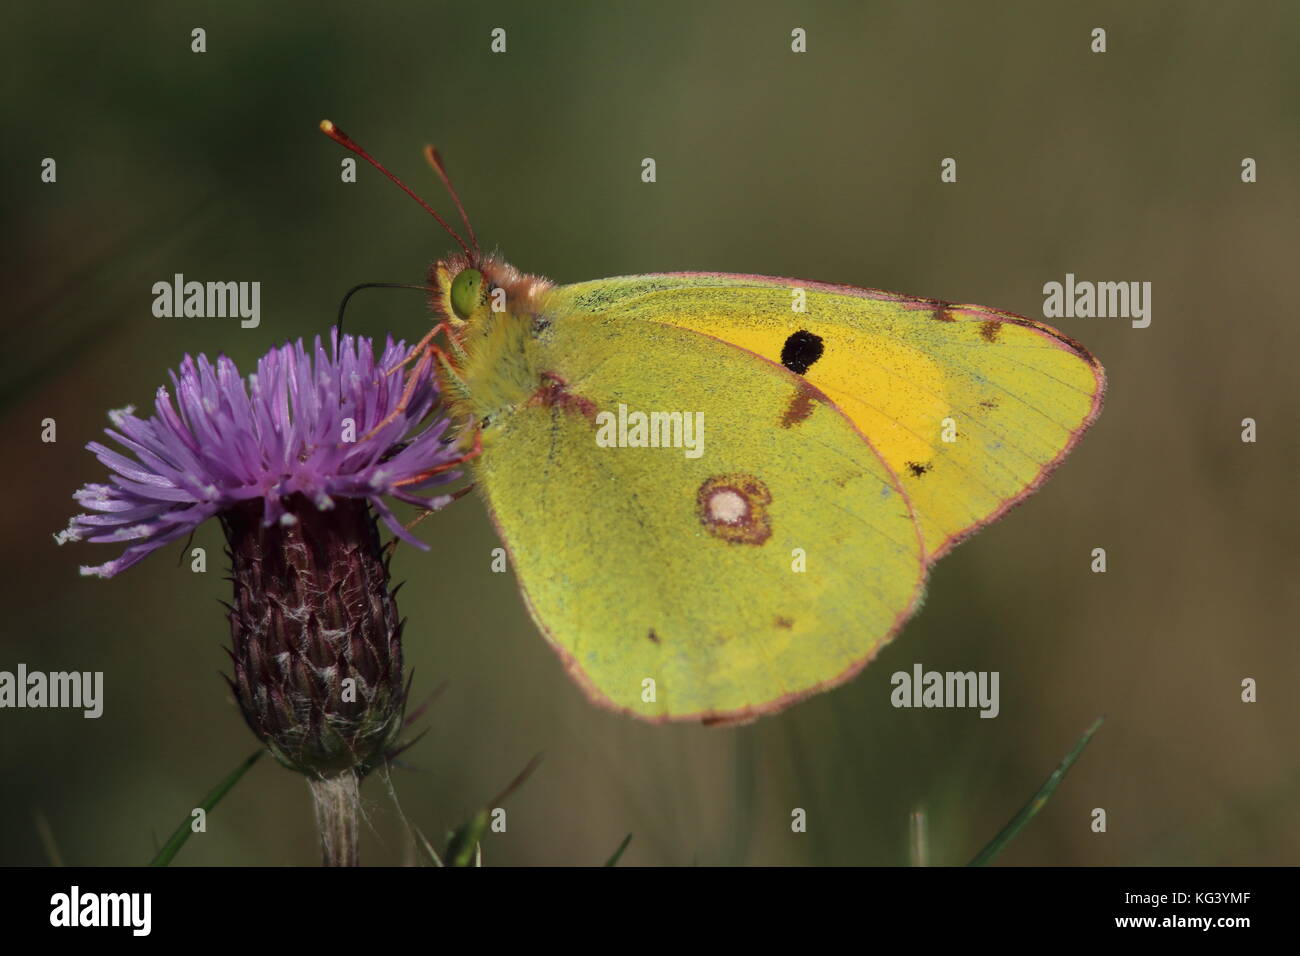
2, 0, 1297, 866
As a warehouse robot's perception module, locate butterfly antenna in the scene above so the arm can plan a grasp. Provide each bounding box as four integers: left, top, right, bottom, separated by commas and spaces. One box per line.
423, 145, 479, 257
319, 120, 473, 259
335, 281, 432, 334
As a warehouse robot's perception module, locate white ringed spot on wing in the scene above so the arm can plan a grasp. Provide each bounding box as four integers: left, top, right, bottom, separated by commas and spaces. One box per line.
696, 474, 772, 545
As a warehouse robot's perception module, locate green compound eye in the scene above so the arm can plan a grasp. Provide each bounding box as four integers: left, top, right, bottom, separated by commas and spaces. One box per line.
450, 268, 483, 319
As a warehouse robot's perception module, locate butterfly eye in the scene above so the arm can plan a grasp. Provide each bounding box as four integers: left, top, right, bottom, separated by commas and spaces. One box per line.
450, 268, 484, 319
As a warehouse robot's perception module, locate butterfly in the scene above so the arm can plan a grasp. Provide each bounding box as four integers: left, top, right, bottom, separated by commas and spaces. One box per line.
321, 121, 1105, 726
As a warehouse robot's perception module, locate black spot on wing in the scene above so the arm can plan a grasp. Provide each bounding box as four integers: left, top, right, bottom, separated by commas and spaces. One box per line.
781, 330, 824, 375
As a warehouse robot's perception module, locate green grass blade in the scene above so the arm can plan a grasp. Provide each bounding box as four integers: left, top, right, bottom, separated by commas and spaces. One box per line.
148, 749, 264, 866
443, 754, 542, 868
968, 716, 1104, 867
604, 832, 633, 866
444, 809, 490, 868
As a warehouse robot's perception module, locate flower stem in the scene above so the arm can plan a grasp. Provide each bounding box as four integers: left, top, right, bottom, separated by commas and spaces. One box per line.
308, 771, 361, 866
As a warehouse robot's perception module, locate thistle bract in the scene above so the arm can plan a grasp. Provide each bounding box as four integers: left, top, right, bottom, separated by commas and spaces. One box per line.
223, 494, 406, 776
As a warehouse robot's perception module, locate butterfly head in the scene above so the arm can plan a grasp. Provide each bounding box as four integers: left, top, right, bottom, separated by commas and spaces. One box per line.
431, 253, 553, 329
316, 121, 552, 340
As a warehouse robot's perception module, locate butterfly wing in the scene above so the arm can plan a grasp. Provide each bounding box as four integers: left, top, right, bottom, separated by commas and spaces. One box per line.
474, 312, 927, 723
546, 273, 1105, 562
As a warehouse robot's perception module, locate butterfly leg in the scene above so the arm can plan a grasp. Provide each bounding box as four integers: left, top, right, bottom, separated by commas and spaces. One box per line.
359, 347, 438, 443
383, 322, 455, 377
388, 322, 470, 399
384, 485, 477, 557
361, 323, 463, 442
393, 428, 482, 489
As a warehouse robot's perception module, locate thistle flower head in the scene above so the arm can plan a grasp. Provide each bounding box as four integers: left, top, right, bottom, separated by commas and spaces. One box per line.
57, 329, 459, 577
58, 329, 461, 780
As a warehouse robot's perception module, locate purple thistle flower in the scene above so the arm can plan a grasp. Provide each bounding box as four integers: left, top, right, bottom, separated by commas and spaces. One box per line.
56, 329, 463, 819
56, 329, 461, 577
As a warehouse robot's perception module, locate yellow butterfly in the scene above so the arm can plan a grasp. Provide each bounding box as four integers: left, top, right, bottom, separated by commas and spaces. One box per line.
323, 121, 1105, 726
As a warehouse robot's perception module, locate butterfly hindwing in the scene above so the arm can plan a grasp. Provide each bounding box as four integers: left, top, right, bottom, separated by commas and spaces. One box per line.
473, 313, 927, 722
